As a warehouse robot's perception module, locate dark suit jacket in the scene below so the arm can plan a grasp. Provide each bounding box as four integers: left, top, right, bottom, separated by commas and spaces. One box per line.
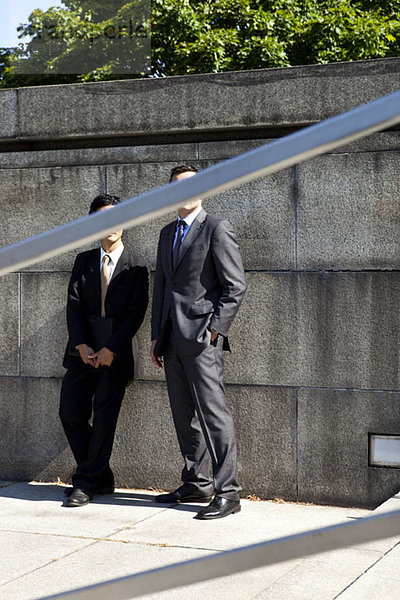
63, 247, 149, 384
151, 209, 246, 354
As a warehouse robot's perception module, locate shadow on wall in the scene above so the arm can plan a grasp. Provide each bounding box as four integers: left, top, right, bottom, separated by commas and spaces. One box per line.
0, 375, 73, 482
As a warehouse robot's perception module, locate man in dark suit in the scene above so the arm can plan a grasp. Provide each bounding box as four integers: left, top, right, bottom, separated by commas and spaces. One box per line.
150, 165, 246, 520
60, 194, 148, 507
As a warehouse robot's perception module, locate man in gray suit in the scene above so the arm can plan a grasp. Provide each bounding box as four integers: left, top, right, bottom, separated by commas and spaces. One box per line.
150, 164, 246, 520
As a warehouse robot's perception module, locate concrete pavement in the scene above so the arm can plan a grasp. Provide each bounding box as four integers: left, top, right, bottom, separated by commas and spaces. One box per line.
0, 481, 399, 600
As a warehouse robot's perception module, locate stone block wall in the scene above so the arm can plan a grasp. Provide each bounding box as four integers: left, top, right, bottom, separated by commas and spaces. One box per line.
0, 58, 399, 507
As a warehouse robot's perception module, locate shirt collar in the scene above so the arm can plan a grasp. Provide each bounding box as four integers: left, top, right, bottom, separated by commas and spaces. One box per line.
100, 242, 124, 265
178, 204, 202, 228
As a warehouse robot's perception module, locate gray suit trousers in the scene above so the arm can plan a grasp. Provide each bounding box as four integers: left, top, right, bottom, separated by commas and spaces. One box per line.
164, 327, 241, 501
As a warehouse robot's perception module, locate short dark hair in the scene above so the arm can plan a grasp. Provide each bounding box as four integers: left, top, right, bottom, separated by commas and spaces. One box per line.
89, 194, 120, 214
169, 164, 198, 182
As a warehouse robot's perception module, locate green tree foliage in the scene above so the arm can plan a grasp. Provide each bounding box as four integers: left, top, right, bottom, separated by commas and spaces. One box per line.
1, 0, 399, 87
1, 1, 148, 86
150, 0, 400, 75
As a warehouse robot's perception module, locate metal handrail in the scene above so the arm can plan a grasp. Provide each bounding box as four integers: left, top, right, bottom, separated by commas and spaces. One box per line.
0, 89, 399, 276
39, 509, 400, 599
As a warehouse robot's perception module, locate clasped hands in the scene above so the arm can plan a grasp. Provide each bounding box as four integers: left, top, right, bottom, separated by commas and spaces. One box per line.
77, 344, 115, 368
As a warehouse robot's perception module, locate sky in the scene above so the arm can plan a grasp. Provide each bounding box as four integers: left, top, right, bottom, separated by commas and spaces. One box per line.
1, 0, 64, 48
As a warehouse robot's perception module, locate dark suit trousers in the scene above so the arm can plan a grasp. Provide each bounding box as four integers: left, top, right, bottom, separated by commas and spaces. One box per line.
59, 365, 125, 493
164, 330, 241, 501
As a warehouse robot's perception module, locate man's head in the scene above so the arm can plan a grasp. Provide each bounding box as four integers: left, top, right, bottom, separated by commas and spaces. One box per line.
89, 194, 120, 214
89, 194, 123, 251
170, 165, 201, 216
169, 164, 198, 183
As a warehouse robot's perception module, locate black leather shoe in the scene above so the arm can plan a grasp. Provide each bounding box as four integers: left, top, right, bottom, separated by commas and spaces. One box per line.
195, 496, 241, 520
155, 485, 213, 504
65, 488, 92, 507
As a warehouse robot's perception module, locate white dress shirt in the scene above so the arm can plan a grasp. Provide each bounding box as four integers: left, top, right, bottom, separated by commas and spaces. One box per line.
173, 204, 203, 249
100, 242, 124, 281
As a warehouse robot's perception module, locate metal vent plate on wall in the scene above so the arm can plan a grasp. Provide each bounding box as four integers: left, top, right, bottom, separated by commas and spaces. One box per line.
370, 434, 400, 468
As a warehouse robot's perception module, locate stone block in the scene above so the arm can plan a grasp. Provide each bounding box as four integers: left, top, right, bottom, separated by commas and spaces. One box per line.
297, 388, 400, 508
0, 274, 19, 376
21, 273, 69, 378
198, 139, 273, 160
230, 385, 297, 500
0, 377, 71, 482
0, 143, 197, 170
115, 381, 297, 499
225, 272, 298, 387
225, 271, 400, 390
0, 375, 176, 491
205, 165, 295, 271
135, 274, 165, 383
0, 166, 104, 272
107, 162, 295, 270
332, 131, 400, 154
0, 89, 17, 138
113, 380, 181, 491
16, 59, 400, 139
297, 151, 400, 269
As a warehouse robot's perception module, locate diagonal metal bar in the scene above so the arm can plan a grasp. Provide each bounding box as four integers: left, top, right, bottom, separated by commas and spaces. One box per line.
39, 509, 400, 600
0, 89, 399, 277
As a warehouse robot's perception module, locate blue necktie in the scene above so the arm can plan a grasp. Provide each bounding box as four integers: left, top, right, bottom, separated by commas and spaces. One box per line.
173, 220, 186, 269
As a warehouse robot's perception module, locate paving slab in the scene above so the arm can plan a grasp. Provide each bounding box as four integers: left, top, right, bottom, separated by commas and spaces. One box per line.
115, 499, 368, 552
0, 531, 90, 587
253, 547, 383, 600
0, 483, 168, 539
338, 542, 400, 599
1, 541, 300, 600
0, 543, 209, 600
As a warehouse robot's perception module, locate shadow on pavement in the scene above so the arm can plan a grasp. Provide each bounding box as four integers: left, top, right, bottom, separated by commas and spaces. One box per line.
0, 482, 202, 512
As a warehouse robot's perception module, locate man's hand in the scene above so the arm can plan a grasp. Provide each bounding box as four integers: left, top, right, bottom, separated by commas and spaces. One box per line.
150, 340, 163, 369
89, 347, 115, 368
77, 344, 96, 367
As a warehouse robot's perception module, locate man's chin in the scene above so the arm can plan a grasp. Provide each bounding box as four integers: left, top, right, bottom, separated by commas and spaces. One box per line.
181, 202, 201, 211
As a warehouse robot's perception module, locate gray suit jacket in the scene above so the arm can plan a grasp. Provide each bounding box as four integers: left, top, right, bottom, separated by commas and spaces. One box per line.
151, 208, 246, 353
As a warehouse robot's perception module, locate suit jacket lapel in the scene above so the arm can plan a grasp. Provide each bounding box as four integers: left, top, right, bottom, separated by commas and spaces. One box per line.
87, 248, 101, 303
166, 221, 177, 276
174, 209, 207, 271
